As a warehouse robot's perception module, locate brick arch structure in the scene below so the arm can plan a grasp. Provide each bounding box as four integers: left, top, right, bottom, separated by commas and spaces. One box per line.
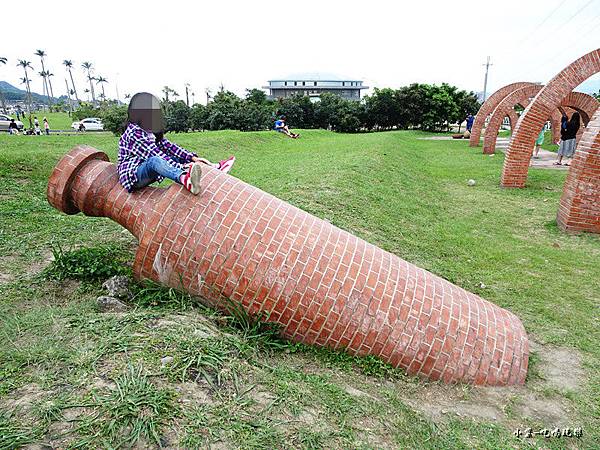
483, 85, 543, 154
561, 91, 598, 125
501, 49, 600, 188
469, 82, 536, 147
506, 109, 520, 132
557, 107, 600, 233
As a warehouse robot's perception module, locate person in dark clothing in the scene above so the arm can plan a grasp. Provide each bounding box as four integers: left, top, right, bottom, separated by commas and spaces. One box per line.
466, 114, 474, 132
555, 112, 580, 166
8, 119, 19, 135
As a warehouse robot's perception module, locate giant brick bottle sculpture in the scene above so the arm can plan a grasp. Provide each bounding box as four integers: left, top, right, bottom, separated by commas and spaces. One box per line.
47, 146, 529, 385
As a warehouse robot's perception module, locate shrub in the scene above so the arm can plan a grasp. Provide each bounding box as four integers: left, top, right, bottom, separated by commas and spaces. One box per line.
44, 243, 130, 281
101, 105, 128, 135
165, 100, 191, 133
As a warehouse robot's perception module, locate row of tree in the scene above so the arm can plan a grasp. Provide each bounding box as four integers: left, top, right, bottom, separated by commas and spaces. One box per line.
93, 83, 480, 135
0, 52, 110, 113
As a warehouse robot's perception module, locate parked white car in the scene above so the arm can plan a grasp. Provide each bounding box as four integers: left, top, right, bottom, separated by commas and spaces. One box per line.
72, 117, 104, 131
0, 114, 24, 132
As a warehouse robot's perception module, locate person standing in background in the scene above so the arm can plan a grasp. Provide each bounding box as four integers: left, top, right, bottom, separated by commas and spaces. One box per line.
43, 117, 50, 135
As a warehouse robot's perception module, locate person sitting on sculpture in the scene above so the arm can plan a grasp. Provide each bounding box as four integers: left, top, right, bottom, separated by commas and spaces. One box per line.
554, 112, 580, 166
274, 116, 299, 138
118, 92, 236, 195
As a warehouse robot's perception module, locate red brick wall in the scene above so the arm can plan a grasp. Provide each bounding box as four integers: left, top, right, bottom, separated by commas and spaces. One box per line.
47, 146, 530, 386
469, 82, 535, 147
557, 108, 600, 233
501, 49, 600, 188
483, 85, 543, 154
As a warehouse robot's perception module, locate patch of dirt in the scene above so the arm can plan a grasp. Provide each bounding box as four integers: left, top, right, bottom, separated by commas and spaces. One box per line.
399, 340, 585, 428
529, 341, 585, 392
0, 383, 47, 413
175, 381, 215, 406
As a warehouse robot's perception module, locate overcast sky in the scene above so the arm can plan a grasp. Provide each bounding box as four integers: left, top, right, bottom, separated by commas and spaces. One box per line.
2, 0, 599, 103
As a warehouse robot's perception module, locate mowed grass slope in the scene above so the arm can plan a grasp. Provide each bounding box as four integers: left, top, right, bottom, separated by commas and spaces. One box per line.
0, 129, 598, 448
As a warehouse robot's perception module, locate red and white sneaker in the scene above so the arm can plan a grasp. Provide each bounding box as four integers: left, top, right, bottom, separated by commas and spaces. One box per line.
181, 163, 202, 195
217, 156, 236, 174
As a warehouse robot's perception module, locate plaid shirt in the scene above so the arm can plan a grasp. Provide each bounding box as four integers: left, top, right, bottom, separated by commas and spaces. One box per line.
118, 123, 197, 192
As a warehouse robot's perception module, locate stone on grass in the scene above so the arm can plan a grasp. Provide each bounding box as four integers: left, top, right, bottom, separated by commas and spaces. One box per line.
97, 296, 129, 313
467, 179, 476, 186
161, 356, 174, 366
102, 275, 132, 299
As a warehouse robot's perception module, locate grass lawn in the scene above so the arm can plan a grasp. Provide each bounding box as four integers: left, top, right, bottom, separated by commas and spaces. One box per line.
0, 129, 598, 448
15, 111, 76, 131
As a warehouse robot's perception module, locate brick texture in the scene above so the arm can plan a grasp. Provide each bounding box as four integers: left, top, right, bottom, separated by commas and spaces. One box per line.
501, 49, 600, 188
557, 107, 600, 233
483, 85, 543, 154
47, 146, 530, 385
469, 82, 535, 147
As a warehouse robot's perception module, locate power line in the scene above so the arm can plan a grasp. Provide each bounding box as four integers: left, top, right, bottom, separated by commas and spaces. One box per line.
514, 0, 568, 47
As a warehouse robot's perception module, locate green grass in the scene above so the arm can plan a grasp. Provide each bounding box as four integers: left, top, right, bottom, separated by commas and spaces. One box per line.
0, 129, 598, 448
17, 111, 75, 130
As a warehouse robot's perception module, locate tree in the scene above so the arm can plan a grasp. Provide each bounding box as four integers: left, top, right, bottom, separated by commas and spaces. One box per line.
190, 103, 208, 130
245, 88, 268, 105
46, 71, 55, 104
204, 90, 242, 130
63, 60, 79, 101
165, 100, 191, 132
35, 50, 51, 106
17, 60, 34, 113
81, 62, 96, 105
162, 86, 177, 102
38, 70, 51, 107
276, 94, 314, 128
0, 57, 6, 113
96, 76, 108, 99
101, 105, 128, 135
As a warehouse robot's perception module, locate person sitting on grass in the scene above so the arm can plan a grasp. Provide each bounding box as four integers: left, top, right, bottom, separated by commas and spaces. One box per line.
8, 118, 19, 135
118, 92, 235, 195
274, 116, 299, 138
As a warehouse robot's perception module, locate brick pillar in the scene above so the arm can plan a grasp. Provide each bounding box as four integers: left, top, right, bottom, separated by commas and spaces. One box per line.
501, 49, 600, 188
469, 82, 535, 147
483, 85, 543, 155
47, 146, 529, 386
557, 108, 600, 233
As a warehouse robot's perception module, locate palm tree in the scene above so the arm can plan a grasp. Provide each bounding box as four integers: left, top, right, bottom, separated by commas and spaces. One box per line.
39, 70, 51, 107
35, 50, 51, 106
95, 76, 108, 99
84, 88, 91, 102
124, 93, 131, 101
17, 60, 33, 113
0, 57, 7, 113
81, 62, 96, 105
46, 71, 55, 101
63, 60, 79, 101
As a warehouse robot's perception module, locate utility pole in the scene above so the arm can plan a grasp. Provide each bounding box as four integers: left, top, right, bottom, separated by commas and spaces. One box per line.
482, 56, 493, 102
185, 83, 190, 106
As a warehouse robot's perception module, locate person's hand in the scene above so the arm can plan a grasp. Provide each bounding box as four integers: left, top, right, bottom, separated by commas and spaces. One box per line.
191, 156, 200, 163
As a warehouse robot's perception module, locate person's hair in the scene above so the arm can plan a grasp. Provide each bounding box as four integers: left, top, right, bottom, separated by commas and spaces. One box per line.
127, 92, 166, 141
570, 112, 580, 127
280, 115, 286, 121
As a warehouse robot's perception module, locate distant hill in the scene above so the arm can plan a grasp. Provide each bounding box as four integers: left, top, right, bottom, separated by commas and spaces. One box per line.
0, 80, 64, 103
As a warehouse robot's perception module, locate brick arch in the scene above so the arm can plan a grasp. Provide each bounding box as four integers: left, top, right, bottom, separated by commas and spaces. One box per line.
469, 82, 536, 147
483, 85, 544, 154
501, 49, 600, 188
561, 91, 599, 126
557, 107, 600, 233
506, 109, 520, 131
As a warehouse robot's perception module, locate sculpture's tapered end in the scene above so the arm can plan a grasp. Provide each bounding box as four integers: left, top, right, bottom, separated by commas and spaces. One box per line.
47, 146, 110, 215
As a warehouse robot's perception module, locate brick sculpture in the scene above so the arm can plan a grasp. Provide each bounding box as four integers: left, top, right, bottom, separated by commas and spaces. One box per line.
47, 146, 529, 385
483, 85, 543, 154
469, 82, 536, 147
502, 49, 600, 188
557, 108, 600, 233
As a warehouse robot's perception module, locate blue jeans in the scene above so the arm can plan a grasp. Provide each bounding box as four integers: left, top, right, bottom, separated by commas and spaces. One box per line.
134, 156, 184, 190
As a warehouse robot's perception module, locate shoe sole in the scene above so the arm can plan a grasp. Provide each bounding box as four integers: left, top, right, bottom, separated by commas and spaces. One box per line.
189, 163, 202, 195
